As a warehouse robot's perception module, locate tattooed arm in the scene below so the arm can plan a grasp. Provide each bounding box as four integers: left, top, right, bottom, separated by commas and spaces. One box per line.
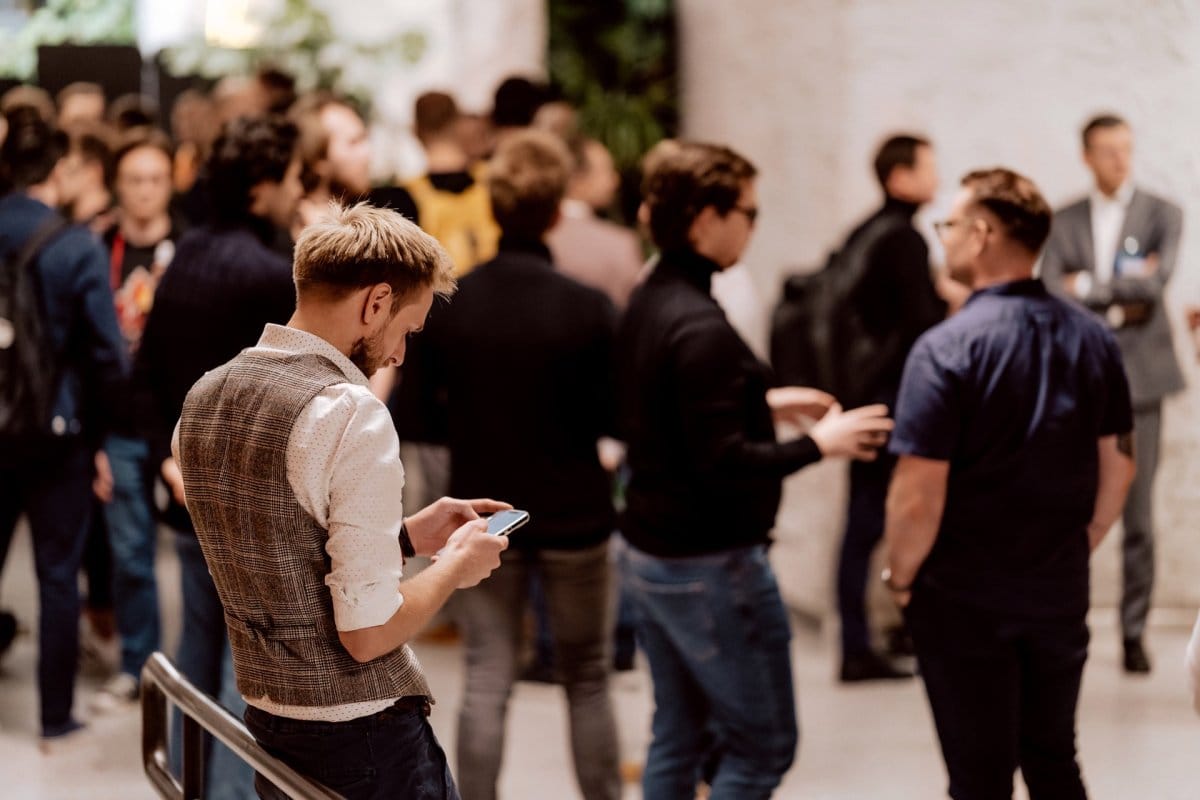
1088, 432, 1137, 551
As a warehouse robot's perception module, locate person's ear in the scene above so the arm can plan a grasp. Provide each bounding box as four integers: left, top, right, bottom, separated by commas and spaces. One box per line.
688, 205, 719, 248
247, 180, 268, 217
361, 283, 393, 325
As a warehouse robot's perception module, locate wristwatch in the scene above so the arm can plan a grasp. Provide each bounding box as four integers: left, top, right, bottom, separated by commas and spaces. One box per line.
880, 567, 911, 593
398, 521, 416, 560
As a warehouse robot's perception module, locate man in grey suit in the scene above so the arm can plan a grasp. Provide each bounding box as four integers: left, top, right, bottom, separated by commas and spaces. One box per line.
1041, 113, 1185, 674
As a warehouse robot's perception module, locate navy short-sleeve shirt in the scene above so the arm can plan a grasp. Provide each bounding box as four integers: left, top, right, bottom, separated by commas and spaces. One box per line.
890, 278, 1133, 617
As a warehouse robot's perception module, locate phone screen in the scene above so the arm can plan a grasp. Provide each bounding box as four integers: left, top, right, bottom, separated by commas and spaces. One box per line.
486, 509, 529, 536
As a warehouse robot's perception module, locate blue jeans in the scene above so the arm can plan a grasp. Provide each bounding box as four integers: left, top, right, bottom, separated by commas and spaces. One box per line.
623, 543, 798, 800
245, 701, 460, 800
173, 532, 256, 800
102, 433, 160, 678
0, 443, 92, 736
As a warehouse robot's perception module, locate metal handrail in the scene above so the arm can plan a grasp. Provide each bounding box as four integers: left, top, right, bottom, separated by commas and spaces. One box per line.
140, 652, 342, 800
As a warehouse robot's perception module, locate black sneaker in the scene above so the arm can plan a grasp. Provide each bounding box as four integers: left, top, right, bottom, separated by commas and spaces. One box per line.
839, 650, 914, 683
1123, 639, 1152, 674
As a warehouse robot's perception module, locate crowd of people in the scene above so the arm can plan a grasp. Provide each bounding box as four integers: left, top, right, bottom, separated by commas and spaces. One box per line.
0, 63, 1191, 800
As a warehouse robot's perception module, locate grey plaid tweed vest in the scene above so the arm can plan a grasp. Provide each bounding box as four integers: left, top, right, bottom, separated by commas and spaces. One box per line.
177, 350, 431, 707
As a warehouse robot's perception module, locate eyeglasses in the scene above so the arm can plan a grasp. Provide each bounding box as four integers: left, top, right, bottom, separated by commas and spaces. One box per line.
732, 205, 759, 224
932, 216, 991, 236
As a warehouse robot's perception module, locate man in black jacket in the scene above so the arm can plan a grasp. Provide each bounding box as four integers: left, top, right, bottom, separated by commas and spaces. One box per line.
618, 141, 893, 799
136, 114, 301, 798
834, 134, 948, 682
416, 129, 620, 800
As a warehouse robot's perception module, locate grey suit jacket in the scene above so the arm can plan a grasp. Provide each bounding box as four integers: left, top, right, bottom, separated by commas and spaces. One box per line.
1040, 188, 1185, 406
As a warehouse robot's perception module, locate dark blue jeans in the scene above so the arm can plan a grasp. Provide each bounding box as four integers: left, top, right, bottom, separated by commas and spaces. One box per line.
0, 443, 92, 736
623, 543, 798, 800
172, 532, 255, 800
907, 584, 1090, 800
245, 701, 460, 800
102, 433, 160, 678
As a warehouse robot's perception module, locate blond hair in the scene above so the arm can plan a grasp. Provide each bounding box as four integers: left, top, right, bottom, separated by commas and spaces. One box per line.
294, 202, 455, 309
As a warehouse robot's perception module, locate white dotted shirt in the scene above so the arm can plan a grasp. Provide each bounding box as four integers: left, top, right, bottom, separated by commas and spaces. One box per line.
174, 323, 408, 721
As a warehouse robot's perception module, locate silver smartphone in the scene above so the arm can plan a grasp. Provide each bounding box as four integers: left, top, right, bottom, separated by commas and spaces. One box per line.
486, 509, 529, 537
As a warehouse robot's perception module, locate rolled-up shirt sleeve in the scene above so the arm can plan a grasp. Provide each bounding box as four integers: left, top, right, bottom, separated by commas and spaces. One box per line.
288, 385, 407, 632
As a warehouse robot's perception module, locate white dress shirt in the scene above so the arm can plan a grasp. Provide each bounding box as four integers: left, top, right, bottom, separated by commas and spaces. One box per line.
174, 324, 409, 721
1089, 182, 1135, 285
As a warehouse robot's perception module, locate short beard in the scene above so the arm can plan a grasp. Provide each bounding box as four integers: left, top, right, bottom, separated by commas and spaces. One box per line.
348, 331, 385, 377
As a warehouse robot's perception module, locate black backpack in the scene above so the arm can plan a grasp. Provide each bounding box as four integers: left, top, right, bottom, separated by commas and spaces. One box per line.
770, 215, 906, 406
0, 215, 69, 438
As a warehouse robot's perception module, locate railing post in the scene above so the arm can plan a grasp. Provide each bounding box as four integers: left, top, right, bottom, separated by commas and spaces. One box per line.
181, 714, 206, 800
140, 652, 344, 800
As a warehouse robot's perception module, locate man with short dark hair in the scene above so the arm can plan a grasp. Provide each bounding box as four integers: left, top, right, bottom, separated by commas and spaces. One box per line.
1040, 114, 1184, 674
415, 129, 622, 800
176, 202, 508, 799
619, 141, 893, 798
886, 168, 1136, 800
0, 106, 126, 742
404, 91, 499, 277
833, 133, 948, 682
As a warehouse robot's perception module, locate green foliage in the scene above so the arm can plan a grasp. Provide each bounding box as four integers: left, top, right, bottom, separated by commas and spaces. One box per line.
0, 0, 136, 80
548, 0, 678, 171
161, 0, 429, 110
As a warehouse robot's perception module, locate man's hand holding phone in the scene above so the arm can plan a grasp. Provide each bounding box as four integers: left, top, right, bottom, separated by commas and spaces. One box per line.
440, 519, 508, 589
405, 496, 512, 555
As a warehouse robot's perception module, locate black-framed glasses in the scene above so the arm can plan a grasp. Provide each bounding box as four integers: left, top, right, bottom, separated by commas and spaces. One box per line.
933, 216, 992, 236
733, 205, 759, 224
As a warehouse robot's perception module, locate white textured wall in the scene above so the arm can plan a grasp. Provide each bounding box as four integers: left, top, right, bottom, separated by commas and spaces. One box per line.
678, 0, 1200, 619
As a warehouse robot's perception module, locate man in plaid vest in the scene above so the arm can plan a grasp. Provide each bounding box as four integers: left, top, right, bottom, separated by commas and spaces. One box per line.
175, 202, 508, 799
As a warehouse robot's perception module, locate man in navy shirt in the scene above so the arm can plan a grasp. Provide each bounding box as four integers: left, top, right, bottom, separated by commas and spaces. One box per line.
884, 168, 1135, 800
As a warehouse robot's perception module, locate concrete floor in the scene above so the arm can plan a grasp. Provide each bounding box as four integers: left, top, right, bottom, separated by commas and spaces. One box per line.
1, 522, 1197, 800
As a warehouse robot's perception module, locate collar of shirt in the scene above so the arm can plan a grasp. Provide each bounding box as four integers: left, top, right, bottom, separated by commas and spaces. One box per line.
1089, 181, 1135, 210
497, 234, 553, 262
252, 323, 370, 388
656, 248, 722, 295
963, 277, 1047, 308
560, 198, 594, 221
882, 194, 921, 219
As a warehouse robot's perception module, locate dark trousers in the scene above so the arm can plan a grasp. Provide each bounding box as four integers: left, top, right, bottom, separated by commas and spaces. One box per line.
907, 586, 1089, 800
0, 444, 92, 735
1121, 404, 1160, 641
245, 701, 460, 800
837, 451, 897, 656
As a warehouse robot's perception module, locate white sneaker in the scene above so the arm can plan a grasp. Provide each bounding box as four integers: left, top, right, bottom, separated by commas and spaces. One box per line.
90, 672, 139, 714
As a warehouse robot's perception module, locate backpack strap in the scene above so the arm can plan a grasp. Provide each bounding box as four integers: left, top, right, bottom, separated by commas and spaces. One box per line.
9, 214, 71, 276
